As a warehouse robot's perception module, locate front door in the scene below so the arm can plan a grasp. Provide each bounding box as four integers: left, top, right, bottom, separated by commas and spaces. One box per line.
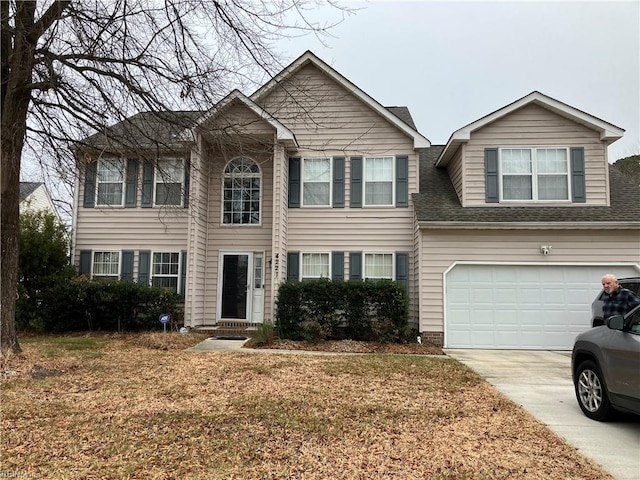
220, 253, 250, 320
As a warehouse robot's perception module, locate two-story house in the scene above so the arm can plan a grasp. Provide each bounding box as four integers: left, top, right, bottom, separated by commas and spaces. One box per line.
72, 51, 640, 349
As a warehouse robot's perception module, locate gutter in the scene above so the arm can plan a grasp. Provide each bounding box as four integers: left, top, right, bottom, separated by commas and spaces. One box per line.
417, 221, 640, 230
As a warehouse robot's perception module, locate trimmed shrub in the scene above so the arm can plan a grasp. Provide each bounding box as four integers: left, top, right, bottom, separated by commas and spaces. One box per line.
25, 277, 183, 333
275, 279, 409, 343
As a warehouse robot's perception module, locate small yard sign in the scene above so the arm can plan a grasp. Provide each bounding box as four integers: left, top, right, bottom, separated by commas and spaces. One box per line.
159, 313, 170, 332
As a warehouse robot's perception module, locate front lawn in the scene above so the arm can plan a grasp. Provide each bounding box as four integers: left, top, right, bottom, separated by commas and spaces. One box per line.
1, 333, 610, 479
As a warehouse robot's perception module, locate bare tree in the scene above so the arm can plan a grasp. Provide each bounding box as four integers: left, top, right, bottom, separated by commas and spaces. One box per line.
1, 0, 350, 354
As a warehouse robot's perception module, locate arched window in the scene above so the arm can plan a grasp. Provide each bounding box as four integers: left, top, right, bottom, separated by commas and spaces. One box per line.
223, 157, 261, 224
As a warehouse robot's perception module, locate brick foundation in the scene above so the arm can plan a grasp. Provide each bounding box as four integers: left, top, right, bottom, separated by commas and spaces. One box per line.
419, 331, 444, 347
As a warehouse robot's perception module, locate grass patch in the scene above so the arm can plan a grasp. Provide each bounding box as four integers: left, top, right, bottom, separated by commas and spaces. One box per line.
0, 333, 613, 480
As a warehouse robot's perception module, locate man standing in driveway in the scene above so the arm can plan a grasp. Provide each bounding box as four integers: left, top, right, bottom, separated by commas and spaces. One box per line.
601, 274, 640, 320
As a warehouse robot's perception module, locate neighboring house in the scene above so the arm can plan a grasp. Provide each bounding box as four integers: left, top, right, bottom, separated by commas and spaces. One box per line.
20, 182, 61, 221
72, 51, 640, 349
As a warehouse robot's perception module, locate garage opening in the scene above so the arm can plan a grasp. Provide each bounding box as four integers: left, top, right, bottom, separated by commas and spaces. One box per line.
445, 265, 638, 350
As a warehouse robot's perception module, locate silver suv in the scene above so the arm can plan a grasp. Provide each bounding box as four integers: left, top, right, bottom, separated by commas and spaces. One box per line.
591, 277, 640, 327
572, 304, 640, 421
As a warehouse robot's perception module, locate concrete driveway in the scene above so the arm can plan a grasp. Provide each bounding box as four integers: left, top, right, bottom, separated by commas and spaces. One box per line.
444, 349, 640, 480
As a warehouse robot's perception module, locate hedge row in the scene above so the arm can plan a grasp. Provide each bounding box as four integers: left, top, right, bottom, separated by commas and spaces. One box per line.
275, 279, 409, 343
17, 277, 183, 333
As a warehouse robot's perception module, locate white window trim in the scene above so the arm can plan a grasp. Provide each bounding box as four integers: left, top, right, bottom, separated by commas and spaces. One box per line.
221, 157, 263, 226
301, 157, 333, 207
300, 251, 332, 280
153, 158, 185, 207
363, 252, 395, 280
91, 250, 121, 279
363, 156, 396, 207
150, 251, 182, 293
96, 158, 125, 207
498, 147, 571, 203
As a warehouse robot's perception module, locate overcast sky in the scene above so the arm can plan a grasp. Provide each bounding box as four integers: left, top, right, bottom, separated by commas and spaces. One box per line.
278, 0, 640, 161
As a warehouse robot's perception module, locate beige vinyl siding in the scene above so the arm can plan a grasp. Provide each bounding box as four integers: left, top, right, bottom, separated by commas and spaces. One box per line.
463, 104, 608, 206
185, 139, 209, 326
258, 63, 416, 156
202, 148, 274, 322
418, 229, 640, 333
270, 143, 289, 318
446, 145, 464, 205
209, 103, 277, 137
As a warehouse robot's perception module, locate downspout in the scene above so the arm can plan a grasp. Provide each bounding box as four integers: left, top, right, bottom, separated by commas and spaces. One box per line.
71, 157, 80, 267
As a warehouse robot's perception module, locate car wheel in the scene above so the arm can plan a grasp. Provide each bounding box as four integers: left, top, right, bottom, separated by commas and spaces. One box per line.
575, 360, 613, 421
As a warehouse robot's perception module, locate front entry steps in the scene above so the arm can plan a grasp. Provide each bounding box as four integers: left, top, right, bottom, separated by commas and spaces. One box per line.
192, 321, 258, 339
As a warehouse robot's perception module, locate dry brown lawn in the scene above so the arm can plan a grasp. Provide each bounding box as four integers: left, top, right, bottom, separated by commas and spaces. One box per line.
1, 333, 611, 480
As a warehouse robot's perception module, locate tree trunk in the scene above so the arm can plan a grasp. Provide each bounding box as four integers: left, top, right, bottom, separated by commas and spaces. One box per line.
1, 2, 38, 355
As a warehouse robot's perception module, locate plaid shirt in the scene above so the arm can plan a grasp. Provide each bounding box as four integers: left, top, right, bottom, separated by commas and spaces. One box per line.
603, 287, 640, 319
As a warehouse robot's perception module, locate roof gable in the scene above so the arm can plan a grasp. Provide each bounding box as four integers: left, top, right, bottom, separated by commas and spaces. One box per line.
250, 51, 430, 149
190, 90, 298, 147
436, 91, 625, 166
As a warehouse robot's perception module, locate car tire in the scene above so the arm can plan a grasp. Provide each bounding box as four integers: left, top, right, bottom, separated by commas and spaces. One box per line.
574, 360, 613, 421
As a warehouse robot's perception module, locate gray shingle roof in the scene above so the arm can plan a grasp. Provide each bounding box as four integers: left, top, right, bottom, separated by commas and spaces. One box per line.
19, 182, 42, 200
79, 111, 203, 152
414, 146, 640, 226
385, 107, 416, 130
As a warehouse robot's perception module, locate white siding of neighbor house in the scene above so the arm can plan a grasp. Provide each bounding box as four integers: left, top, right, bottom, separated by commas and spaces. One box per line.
20, 186, 60, 219
417, 229, 640, 333
462, 104, 609, 207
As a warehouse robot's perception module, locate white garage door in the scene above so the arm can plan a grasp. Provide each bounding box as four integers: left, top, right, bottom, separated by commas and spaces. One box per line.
445, 265, 639, 350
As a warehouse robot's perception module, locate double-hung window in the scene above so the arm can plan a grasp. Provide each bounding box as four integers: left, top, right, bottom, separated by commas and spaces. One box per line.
92, 251, 120, 280
155, 159, 184, 206
96, 159, 125, 206
301, 252, 330, 280
500, 148, 569, 201
364, 156, 394, 206
302, 157, 331, 206
364, 253, 393, 280
151, 252, 180, 291
223, 157, 261, 224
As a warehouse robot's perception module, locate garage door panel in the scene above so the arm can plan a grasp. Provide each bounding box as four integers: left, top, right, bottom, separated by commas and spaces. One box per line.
445, 265, 639, 349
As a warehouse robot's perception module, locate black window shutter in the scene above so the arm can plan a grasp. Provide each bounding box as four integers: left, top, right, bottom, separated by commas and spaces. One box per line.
121, 250, 134, 282
333, 157, 345, 208
183, 158, 190, 208
83, 162, 97, 208
125, 159, 138, 208
332, 252, 344, 281
395, 252, 409, 291
287, 252, 300, 281
180, 250, 187, 297
79, 250, 92, 275
349, 252, 362, 280
396, 155, 409, 207
141, 162, 154, 208
138, 251, 151, 285
288, 158, 301, 208
485, 148, 499, 203
570, 147, 586, 203
350, 157, 362, 208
